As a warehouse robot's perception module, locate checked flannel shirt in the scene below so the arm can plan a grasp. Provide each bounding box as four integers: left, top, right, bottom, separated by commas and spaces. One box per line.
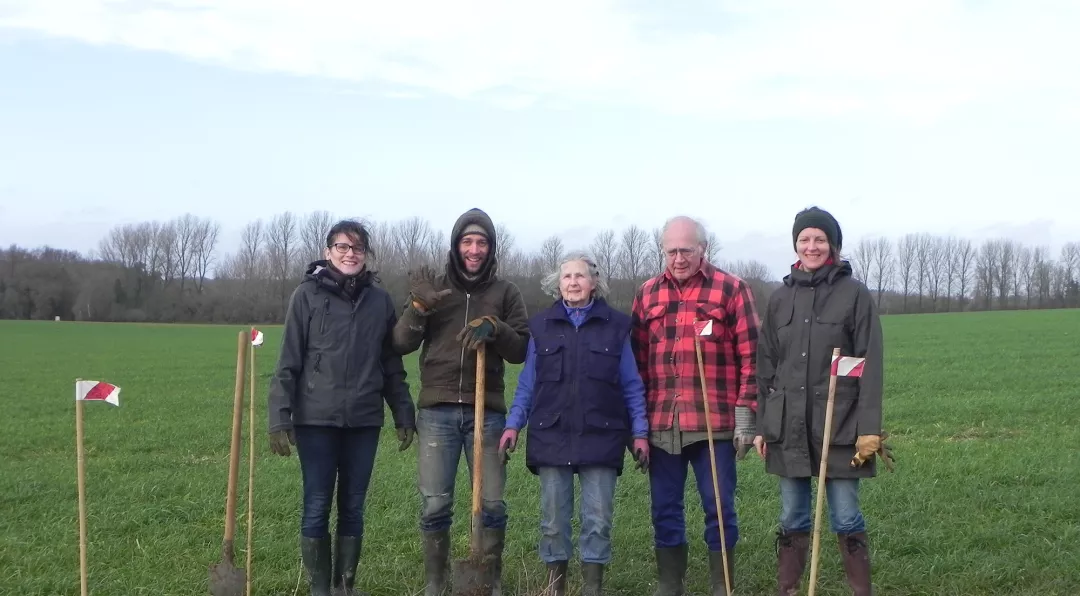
630, 261, 760, 453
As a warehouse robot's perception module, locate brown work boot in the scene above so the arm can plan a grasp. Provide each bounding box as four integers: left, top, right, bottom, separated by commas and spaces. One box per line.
651, 545, 687, 596
776, 530, 809, 595
838, 532, 872, 596
544, 560, 568, 596
707, 548, 735, 595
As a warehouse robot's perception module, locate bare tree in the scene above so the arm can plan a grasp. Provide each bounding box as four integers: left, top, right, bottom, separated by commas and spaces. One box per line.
538, 235, 565, 274
953, 238, 975, 309
870, 237, 894, 309
267, 211, 299, 314
725, 259, 772, 281
1061, 242, 1080, 286
975, 240, 999, 309
940, 236, 957, 311
926, 236, 947, 312
997, 239, 1016, 309
495, 223, 515, 265
896, 234, 917, 313
192, 218, 221, 293
155, 221, 178, 288
705, 232, 721, 265
392, 216, 434, 271
913, 233, 934, 312
173, 213, 202, 294
1017, 246, 1033, 309
651, 227, 664, 274
618, 225, 650, 281
591, 229, 619, 283
425, 229, 447, 268
239, 219, 265, 281
1033, 246, 1052, 307
851, 238, 876, 284
301, 210, 336, 265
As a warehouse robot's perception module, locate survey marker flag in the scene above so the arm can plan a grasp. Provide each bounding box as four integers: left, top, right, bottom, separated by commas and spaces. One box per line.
75, 380, 120, 406
694, 319, 714, 337
830, 355, 866, 377
251, 327, 264, 347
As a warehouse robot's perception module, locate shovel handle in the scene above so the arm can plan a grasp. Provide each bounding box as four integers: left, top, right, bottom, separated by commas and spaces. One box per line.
224, 330, 248, 546
469, 346, 486, 554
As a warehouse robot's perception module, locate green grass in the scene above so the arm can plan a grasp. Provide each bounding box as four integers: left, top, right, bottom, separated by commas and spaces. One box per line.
2, 310, 1079, 595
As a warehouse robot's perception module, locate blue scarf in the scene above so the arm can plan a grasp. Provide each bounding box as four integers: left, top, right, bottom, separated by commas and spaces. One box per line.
563, 298, 594, 328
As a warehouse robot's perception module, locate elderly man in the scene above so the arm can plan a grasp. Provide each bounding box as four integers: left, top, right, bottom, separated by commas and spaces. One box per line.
392, 207, 531, 596
630, 215, 760, 596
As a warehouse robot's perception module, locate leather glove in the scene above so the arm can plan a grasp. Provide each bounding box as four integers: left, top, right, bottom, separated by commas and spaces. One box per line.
632, 438, 650, 473
850, 432, 895, 472
269, 429, 295, 457
397, 427, 415, 451
498, 429, 518, 465
733, 405, 756, 461
408, 266, 452, 313
456, 316, 499, 351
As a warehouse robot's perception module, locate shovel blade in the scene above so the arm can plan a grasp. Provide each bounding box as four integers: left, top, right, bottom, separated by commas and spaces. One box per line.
208, 559, 246, 596
451, 556, 494, 596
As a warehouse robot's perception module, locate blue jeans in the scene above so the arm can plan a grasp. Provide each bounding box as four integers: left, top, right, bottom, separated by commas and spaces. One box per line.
537, 466, 618, 564
649, 441, 738, 551
417, 404, 507, 531
779, 477, 865, 534
294, 425, 381, 538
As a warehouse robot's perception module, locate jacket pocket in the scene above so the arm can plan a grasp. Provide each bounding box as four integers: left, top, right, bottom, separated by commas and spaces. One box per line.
535, 342, 564, 382
811, 384, 858, 445
584, 410, 627, 431
694, 306, 730, 342
644, 305, 668, 343
761, 389, 786, 442
773, 299, 796, 347
585, 342, 621, 384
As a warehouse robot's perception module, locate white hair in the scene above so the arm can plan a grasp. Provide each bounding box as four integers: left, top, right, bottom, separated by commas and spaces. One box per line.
540, 252, 610, 300
661, 215, 709, 247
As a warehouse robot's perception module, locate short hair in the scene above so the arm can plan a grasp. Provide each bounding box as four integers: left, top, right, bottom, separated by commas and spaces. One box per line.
540, 252, 610, 300
661, 215, 708, 247
325, 219, 376, 260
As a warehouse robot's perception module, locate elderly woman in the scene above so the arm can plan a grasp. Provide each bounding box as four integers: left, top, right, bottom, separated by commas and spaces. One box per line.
498, 253, 649, 596
753, 206, 892, 596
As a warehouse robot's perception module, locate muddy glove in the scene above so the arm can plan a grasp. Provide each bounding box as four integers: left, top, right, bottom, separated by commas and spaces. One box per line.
632, 438, 650, 473
733, 405, 756, 461
456, 316, 499, 351
396, 427, 415, 451
269, 429, 295, 457
498, 429, 518, 464
408, 266, 452, 313
850, 432, 895, 472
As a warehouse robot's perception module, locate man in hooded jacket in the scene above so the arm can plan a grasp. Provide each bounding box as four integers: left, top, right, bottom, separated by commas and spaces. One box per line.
393, 208, 531, 596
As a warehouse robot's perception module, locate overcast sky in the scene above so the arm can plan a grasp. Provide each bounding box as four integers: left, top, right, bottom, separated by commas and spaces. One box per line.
1, 1, 1078, 279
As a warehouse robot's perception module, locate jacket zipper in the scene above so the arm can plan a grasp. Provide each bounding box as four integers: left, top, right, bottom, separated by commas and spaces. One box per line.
458, 293, 471, 402
571, 324, 580, 465
345, 290, 366, 426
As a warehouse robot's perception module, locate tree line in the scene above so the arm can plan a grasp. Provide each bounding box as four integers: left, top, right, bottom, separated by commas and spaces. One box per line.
2, 210, 1078, 324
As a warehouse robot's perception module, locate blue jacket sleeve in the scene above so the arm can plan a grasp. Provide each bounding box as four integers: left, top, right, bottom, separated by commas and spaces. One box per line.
505, 338, 537, 431
619, 336, 649, 438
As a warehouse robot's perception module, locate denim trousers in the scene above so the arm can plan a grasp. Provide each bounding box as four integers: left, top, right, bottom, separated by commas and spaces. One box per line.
416, 404, 507, 532
779, 476, 865, 534
294, 424, 381, 539
537, 466, 618, 564
649, 440, 739, 551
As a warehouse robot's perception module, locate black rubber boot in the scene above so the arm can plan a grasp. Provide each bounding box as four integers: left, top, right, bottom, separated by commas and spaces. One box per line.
482, 527, 506, 596
651, 544, 688, 596
581, 562, 604, 596
545, 560, 568, 596
332, 535, 367, 596
300, 536, 332, 596
708, 547, 735, 595
422, 529, 450, 596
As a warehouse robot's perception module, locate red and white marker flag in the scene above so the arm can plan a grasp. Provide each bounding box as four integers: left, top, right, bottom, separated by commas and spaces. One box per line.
694, 319, 714, 337
251, 328, 264, 347
830, 355, 866, 377
75, 380, 121, 406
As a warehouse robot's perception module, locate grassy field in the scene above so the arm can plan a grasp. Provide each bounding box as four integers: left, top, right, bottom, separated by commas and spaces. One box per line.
2, 310, 1079, 595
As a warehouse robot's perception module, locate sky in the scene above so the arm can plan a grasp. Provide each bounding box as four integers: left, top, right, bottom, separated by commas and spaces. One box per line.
1, 0, 1079, 279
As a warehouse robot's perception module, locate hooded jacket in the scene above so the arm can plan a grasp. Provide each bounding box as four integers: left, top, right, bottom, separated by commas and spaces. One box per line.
392, 208, 530, 413
267, 260, 415, 433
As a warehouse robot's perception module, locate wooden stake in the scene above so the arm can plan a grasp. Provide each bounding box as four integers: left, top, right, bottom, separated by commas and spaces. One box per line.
246, 330, 256, 596
694, 335, 732, 596
75, 378, 88, 596
807, 347, 842, 596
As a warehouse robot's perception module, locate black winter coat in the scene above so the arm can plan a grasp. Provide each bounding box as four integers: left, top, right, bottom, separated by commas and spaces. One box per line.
756, 261, 884, 479
268, 261, 415, 433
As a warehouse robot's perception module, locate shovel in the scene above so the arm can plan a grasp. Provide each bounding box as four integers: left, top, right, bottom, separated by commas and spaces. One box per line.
209, 330, 248, 596
451, 344, 495, 596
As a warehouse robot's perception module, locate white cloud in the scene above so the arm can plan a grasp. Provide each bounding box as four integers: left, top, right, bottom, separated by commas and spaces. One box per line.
1, 0, 1078, 122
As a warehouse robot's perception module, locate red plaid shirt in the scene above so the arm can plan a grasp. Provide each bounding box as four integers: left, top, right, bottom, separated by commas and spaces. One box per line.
630, 261, 760, 433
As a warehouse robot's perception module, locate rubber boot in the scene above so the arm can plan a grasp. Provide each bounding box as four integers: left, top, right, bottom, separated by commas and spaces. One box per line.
651, 544, 687, 596
581, 562, 604, 596
777, 531, 809, 596
300, 536, 333, 596
481, 527, 506, 596
421, 529, 450, 596
544, 560, 568, 596
838, 532, 872, 596
708, 547, 735, 595
332, 535, 367, 596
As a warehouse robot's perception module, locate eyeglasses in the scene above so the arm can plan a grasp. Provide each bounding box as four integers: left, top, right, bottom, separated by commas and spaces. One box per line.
664, 248, 697, 258
330, 242, 366, 255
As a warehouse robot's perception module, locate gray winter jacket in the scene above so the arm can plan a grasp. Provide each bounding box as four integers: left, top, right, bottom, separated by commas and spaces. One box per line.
268, 261, 416, 433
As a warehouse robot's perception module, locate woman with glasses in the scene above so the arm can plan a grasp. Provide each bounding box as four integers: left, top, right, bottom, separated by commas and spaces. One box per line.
267, 219, 417, 596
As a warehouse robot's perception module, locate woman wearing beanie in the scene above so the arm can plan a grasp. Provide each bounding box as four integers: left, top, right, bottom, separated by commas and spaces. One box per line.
752, 206, 891, 596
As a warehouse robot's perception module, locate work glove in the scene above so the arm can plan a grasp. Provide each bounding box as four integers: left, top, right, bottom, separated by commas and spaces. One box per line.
456, 316, 499, 351
632, 438, 650, 473
733, 405, 756, 461
850, 432, 895, 472
269, 429, 295, 457
397, 427, 415, 451
498, 429, 518, 465
408, 266, 452, 313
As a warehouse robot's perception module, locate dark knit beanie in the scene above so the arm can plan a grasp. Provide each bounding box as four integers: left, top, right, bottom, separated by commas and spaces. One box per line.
792, 206, 842, 251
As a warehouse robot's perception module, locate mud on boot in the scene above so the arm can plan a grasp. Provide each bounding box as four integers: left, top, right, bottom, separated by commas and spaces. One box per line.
422, 529, 451, 596
651, 544, 687, 596
332, 535, 368, 596
301, 536, 333, 596
481, 527, 506, 596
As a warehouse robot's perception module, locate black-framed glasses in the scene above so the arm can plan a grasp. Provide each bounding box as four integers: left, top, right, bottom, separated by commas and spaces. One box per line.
330, 242, 366, 255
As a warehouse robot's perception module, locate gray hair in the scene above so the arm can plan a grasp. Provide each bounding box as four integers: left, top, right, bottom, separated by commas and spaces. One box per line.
540, 252, 610, 300
661, 215, 709, 247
